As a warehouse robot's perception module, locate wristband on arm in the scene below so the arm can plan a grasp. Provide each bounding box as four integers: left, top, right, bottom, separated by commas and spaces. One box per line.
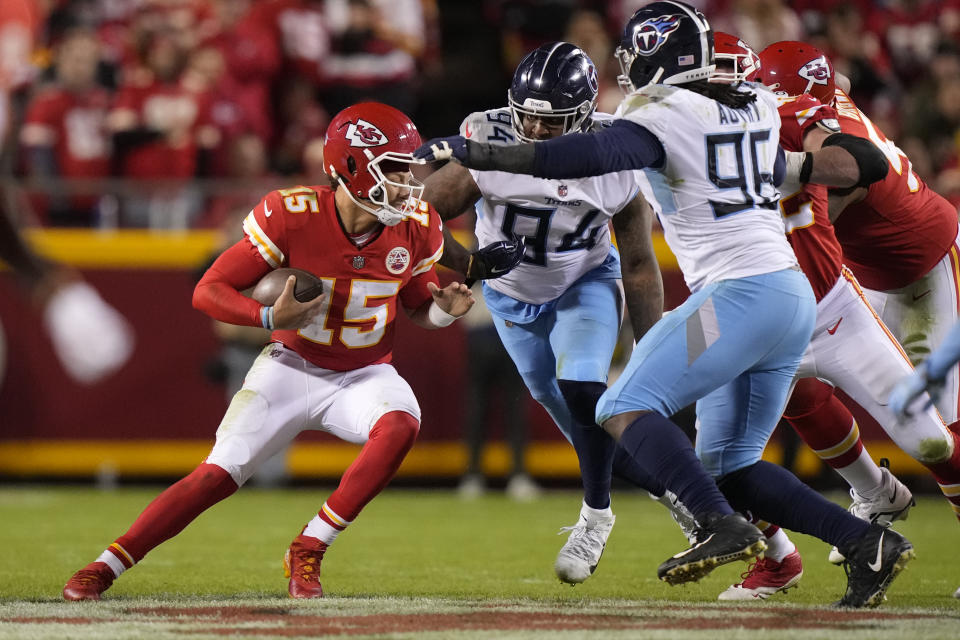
260, 305, 275, 330
427, 301, 457, 327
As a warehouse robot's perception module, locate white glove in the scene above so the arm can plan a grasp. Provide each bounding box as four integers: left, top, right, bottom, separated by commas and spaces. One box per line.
43, 281, 135, 384
888, 361, 942, 421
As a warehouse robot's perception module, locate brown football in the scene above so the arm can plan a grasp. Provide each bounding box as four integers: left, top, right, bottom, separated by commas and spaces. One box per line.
250, 268, 324, 305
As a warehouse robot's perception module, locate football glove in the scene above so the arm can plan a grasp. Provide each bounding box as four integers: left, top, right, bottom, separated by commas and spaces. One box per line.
465, 234, 526, 286
888, 361, 943, 421
414, 136, 470, 163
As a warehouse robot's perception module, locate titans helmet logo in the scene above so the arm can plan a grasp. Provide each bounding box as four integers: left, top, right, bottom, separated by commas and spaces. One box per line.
345, 119, 388, 148
585, 63, 599, 93
798, 55, 831, 86
633, 14, 682, 55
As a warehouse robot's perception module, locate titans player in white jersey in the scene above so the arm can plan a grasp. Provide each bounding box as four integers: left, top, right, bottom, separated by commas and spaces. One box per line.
418, 1, 915, 608
423, 42, 665, 585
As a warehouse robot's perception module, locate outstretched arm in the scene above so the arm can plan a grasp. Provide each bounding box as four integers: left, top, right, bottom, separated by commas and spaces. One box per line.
415, 120, 665, 179
784, 126, 888, 192
421, 162, 482, 222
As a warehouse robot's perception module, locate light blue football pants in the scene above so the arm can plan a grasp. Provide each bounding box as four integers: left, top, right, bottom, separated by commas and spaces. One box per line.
596, 268, 816, 477
491, 277, 622, 443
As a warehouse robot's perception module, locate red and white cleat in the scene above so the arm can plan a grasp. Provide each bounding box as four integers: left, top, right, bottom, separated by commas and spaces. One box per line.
63, 561, 115, 601
283, 534, 328, 599
717, 550, 803, 600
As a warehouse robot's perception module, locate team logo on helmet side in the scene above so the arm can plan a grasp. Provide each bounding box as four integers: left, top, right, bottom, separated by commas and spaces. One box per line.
385, 247, 410, 274
585, 63, 599, 93
345, 119, 389, 148
633, 14, 682, 55
798, 55, 831, 86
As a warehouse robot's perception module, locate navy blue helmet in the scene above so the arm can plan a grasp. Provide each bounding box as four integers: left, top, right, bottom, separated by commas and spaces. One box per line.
508, 42, 599, 142
615, 0, 714, 94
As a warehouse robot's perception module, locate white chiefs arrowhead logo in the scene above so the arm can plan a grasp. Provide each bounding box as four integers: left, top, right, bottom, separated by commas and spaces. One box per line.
345, 119, 388, 148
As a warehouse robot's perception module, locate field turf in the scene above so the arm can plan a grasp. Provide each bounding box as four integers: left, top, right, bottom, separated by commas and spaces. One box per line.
1, 486, 958, 638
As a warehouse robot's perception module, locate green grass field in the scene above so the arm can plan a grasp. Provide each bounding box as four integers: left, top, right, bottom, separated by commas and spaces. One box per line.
1, 486, 959, 638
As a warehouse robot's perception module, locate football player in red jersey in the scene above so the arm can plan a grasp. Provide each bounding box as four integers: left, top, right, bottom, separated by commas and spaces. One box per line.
758, 42, 960, 587
700, 35, 960, 601
62, 102, 474, 601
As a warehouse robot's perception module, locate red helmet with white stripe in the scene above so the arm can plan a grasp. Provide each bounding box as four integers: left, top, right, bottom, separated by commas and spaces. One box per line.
323, 102, 424, 226
756, 41, 836, 106
712, 32, 761, 84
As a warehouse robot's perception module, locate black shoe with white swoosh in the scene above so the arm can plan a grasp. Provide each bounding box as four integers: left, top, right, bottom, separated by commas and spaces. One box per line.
835, 523, 915, 608
656, 513, 766, 585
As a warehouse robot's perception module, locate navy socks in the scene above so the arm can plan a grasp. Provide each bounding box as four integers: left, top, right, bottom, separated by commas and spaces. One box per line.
718, 460, 870, 548
618, 412, 732, 518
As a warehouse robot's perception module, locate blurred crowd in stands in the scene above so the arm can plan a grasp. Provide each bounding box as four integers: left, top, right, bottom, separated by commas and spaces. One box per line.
1, 0, 958, 230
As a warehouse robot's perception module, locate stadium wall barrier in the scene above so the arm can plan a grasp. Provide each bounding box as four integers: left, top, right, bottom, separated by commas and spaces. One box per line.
0, 229, 925, 481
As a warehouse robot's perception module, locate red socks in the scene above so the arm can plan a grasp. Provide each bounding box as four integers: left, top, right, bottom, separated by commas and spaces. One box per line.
324, 411, 419, 523
784, 379, 864, 468
110, 463, 238, 565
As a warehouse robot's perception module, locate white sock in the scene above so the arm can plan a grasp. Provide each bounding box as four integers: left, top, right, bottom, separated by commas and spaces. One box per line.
96, 550, 127, 578
835, 449, 884, 497
763, 528, 796, 563
302, 503, 352, 545
581, 500, 613, 523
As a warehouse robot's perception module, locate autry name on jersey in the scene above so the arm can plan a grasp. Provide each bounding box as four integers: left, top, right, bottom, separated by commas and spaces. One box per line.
717, 100, 763, 125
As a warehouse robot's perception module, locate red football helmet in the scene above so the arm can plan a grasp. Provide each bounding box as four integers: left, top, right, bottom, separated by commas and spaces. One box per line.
323, 102, 424, 226
712, 32, 761, 84
756, 41, 836, 105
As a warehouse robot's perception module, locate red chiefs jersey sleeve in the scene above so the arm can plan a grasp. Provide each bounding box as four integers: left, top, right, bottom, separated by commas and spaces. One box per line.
398, 199, 444, 311
777, 95, 844, 301
777, 94, 840, 151
831, 90, 958, 290
242, 189, 293, 269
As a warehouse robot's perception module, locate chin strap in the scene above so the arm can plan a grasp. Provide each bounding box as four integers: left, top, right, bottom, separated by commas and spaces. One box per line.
339, 180, 403, 226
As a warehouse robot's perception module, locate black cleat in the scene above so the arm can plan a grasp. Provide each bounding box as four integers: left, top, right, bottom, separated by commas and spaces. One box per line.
657, 513, 767, 585
834, 523, 914, 608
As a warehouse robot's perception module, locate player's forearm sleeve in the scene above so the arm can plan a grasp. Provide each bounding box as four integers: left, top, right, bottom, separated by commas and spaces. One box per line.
822, 133, 888, 187
925, 321, 960, 382
774, 146, 787, 186
532, 120, 665, 178
193, 241, 270, 326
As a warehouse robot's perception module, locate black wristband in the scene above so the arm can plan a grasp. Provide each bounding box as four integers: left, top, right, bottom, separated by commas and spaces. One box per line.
799, 152, 814, 184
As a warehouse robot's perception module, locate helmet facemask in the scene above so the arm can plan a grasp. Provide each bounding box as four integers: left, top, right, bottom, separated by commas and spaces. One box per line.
340, 150, 424, 227
508, 91, 595, 142
712, 50, 759, 84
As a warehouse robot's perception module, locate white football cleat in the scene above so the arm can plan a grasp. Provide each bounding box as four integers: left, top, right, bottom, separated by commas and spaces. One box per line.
554, 502, 615, 584
828, 464, 914, 564
652, 490, 698, 545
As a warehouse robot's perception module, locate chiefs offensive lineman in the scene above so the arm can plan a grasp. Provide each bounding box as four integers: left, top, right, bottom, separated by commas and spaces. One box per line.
61, 102, 474, 600
699, 36, 960, 601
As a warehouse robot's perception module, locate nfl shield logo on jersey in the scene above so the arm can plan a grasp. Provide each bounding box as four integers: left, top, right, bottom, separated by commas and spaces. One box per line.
386, 247, 411, 274
558, 184, 568, 197
352, 256, 366, 269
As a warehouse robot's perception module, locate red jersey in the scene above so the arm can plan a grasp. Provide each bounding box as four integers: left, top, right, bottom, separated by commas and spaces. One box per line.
112, 77, 212, 179
831, 89, 958, 290
195, 185, 444, 372
22, 86, 112, 179
776, 94, 844, 302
